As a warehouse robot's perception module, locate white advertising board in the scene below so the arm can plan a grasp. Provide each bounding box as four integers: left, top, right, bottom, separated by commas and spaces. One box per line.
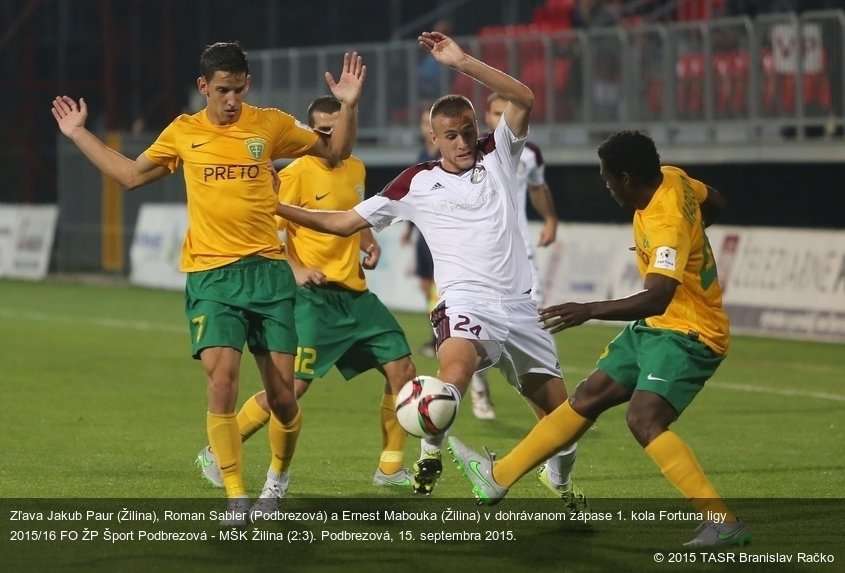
127, 206, 845, 342
129, 204, 188, 290
0, 205, 58, 280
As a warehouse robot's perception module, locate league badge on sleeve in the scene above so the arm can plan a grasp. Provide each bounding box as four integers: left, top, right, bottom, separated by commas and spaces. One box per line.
654, 246, 677, 271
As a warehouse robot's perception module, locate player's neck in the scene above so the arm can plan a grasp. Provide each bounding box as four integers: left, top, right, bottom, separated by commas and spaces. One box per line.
319, 157, 342, 169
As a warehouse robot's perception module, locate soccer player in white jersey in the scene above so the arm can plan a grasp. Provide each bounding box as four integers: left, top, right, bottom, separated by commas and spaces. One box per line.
469, 93, 560, 420
275, 30, 587, 507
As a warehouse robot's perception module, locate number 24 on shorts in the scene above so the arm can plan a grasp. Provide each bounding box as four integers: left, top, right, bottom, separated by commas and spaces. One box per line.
454, 314, 482, 338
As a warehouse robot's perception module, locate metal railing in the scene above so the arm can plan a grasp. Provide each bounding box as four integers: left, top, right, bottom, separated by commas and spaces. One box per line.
244, 11, 845, 157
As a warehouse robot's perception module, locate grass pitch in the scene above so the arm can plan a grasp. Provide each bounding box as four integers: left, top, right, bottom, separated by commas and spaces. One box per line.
0, 278, 842, 572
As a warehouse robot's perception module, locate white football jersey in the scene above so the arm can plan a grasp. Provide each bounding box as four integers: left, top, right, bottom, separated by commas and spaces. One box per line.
355, 118, 532, 298
515, 141, 546, 259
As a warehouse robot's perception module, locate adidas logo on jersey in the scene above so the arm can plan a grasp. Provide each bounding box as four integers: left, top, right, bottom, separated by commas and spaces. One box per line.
430, 182, 445, 190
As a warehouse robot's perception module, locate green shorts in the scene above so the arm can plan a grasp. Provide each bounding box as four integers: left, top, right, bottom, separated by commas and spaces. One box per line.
294, 284, 411, 381
596, 320, 725, 414
185, 256, 297, 359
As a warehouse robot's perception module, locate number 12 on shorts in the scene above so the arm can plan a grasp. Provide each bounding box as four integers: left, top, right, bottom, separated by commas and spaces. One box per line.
295, 347, 316, 375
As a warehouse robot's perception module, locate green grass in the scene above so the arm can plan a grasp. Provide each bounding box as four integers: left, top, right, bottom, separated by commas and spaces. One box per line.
0, 278, 842, 573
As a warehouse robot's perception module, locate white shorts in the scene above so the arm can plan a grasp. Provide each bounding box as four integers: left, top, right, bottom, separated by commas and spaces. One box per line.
430, 291, 562, 391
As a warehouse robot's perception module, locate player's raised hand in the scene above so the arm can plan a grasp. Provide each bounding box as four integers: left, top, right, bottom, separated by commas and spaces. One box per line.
418, 31, 466, 69
326, 52, 366, 106
51, 96, 88, 138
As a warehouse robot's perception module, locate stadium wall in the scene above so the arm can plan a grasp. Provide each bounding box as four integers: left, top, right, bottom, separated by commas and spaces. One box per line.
127, 204, 845, 343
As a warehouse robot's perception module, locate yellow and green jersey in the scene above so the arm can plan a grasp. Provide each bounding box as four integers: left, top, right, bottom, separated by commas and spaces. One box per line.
278, 155, 367, 291
144, 103, 319, 272
632, 165, 729, 354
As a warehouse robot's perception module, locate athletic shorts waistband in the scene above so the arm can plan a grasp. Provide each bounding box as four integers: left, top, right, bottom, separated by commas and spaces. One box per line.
442, 288, 534, 303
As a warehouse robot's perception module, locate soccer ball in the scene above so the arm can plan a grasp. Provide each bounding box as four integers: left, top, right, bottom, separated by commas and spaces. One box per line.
395, 376, 458, 438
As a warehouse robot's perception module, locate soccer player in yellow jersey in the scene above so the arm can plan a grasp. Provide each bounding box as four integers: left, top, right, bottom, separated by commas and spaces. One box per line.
51, 42, 366, 524
197, 96, 417, 492
449, 130, 752, 548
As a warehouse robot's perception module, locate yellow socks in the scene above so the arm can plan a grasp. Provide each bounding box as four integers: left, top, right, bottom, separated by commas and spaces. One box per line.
644, 430, 736, 522
237, 393, 271, 441
207, 412, 245, 497
378, 393, 406, 475
268, 408, 302, 476
493, 401, 592, 488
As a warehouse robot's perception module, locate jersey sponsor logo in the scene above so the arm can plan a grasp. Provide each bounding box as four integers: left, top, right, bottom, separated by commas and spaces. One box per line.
315, 193, 329, 201
202, 165, 262, 182
191, 141, 210, 149
245, 137, 266, 160
653, 246, 677, 271
646, 373, 669, 383
433, 186, 494, 214
470, 164, 487, 184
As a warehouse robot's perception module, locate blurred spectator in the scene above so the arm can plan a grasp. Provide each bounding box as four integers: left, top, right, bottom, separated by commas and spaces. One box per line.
572, 1, 623, 121
417, 19, 455, 100
572, 0, 622, 28
726, 0, 796, 17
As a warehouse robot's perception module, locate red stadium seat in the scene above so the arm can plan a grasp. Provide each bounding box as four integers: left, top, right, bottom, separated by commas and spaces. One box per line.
676, 52, 704, 117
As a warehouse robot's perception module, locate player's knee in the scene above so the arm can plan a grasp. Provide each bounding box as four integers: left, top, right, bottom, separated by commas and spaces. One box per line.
438, 362, 474, 389
625, 409, 664, 447
255, 390, 270, 411
398, 358, 416, 384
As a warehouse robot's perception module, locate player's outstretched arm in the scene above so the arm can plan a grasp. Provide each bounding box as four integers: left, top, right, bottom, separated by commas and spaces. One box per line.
309, 52, 366, 165
276, 203, 370, 238
539, 274, 677, 333
419, 31, 533, 137
51, 96, 169, 190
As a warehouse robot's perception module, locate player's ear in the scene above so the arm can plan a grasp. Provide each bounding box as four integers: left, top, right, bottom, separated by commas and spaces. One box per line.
197, 76, 208, 96
243, 74, 251, 94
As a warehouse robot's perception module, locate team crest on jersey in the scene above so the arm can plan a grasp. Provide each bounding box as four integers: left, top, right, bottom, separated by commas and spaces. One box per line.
470, 164, 487, 184
245, 138, 266, 160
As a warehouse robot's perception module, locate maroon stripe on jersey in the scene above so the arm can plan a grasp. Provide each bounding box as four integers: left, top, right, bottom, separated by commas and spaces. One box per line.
477, 132, 496, 156
379, 161, 439, 201
430, 301, 450, 352
525, 141, 544, 167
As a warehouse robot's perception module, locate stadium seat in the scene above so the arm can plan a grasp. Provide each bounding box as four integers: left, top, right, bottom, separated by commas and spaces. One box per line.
729, 50, 750, 116
676, 52, 704, 117
713, 52, 733, 116
761, 46, 831, 115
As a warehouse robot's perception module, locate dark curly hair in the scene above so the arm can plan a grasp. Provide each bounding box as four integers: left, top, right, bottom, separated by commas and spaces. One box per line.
597, 130, 661, 184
